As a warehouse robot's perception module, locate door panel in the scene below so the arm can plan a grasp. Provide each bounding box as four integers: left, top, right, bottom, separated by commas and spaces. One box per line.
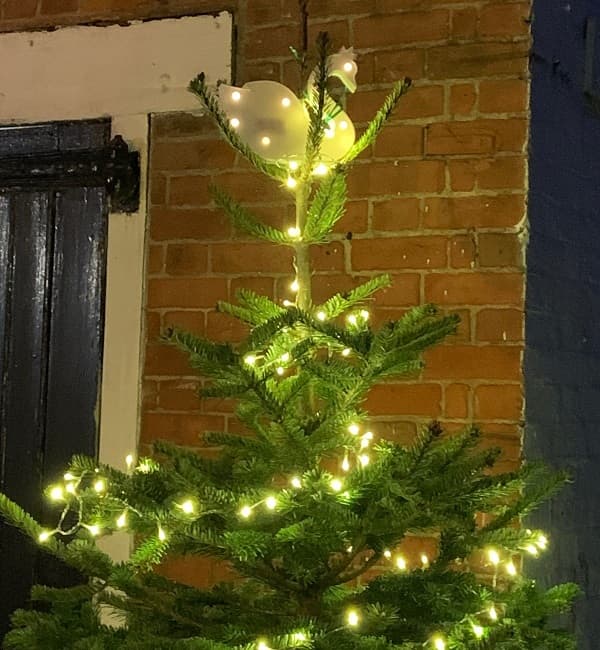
0, 120, 112, 641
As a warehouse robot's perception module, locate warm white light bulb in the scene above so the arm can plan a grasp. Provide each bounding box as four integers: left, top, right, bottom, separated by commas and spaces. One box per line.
360, 309, 370, 320
396, 555, 407, 570
158, 526, 167, 541
283, 300, 294, 307
291, 476, 302, 489
293, 632, 307, 642
240, 505, 253, 519
231, 90, 241, 101
506, 561, 518, 576
87, 524, 101, 537
433, 636, 446, 650
281, 97, 291, 107
346, 609, 359, 627
341, 347, 351, 357
472, 624, 484, 639
286, 177, 297, 189
280, 352, 290, 362
49, 486, 64, 501
261, 136, 271, 146
65, 482, 76, 494
244, 354, 257, 366
94, 479, 106, 493
347, 314, 358, 326
314, 162, 329, 175
290, 279, 299, 292
383, 549, 392, 559
421, 553, 429, 566
359, 454, 370, 467
525, 544, 539, 556
125, 454, 134, 469
230, 117, 240, 128
343, 61, 354, 72
64, 472, 75, 481
330, 478, 343, 492
489, 605, 498, 621
265, 496, 277, 510
116, 511, 127, 528
341, 456, 350, 472
339, 120, 349, 130
316, 311, 327, 321
536, 533, 548, 549
287, 226, 300, 238
38, 530, 51, 543
181, 500, 195, 514
348, 423, 360, 435
257, 642, 270, 650
487, 549, 500, 566
289, 160, 299, 171
360, 435, 371, 450
276, 366, 285, 376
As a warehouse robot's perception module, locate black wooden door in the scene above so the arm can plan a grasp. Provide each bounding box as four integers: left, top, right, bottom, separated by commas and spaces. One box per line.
0, 120, 111, 640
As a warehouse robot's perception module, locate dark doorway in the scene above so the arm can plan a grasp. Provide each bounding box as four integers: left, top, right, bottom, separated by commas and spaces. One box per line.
0, 120, 112, 641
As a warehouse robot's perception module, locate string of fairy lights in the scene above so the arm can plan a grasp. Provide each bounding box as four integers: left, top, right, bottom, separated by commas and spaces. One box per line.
36, 413, 551, 650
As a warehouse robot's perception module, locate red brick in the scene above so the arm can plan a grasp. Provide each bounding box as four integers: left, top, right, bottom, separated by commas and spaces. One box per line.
449, 235, 476, 269
310, 241, 345, 272
352, 236, 447, 270
448, 160, 476, 191
245, 24, 299, 58
211, 243, 294, 273
475, 384, 523, 420
365, 383, 442, 416
347, 161, 445, 198
445, 383, 470, 418
166, 244, 209, 275
205, 311, 250, 342
423, 195, 525, 229
425, 272, 523, 305
141, 413, 226, 446
480, 3, 530, 38
373, 125, 423, 158
449, 83, 477, 116
145, 311, 161, 342
147, 244, 165, 275
479, 157, 526, 189
373, 274, 421, 307
213, 172, 285, 204
246, 0, 283, 24
335, 200, 369, 234
451, 7, 478, 40
147, 278, 227, 308
142, 380, 158, 411
479, 79, 528, 114
427, 42, 529, 79
308, 20, 350, 49
348, 86, 444, 123
144, 345, 195, 377
162, 311, 205, 334
478, 233, 522, 268
372, 198, 420, 232
169, 175, 212, 206
354, 11, 449, 48
158, 380, 201, 411
476, 308, 523, 342
230, 276, 275, 300
3, 0, 37, 18
150, 207, 230, 241
153, 140, 236, 171
152, 113, 218, 139
40, 0, 77, 14
311, 274, 361, 305
361, 50, 425, 85
424, 345, 522, 380
245, 60, 282, 83
426, 119, 527, 155
150, 174, 167, 206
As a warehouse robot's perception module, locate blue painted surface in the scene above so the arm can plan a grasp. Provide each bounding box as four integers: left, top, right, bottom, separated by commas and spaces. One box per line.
526, 1, 600, 646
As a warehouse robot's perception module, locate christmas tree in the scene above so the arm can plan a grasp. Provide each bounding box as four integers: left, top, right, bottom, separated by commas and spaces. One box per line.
0, 31, 578, 650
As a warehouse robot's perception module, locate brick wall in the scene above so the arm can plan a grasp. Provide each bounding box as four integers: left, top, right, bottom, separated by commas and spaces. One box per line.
0, 0, 531, 585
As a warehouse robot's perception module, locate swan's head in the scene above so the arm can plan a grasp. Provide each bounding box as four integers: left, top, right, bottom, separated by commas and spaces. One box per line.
327, 47, 358, 93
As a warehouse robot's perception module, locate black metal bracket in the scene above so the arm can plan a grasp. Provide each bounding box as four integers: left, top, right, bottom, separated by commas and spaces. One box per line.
584, 17, 600, 116
0, 135, 140, 213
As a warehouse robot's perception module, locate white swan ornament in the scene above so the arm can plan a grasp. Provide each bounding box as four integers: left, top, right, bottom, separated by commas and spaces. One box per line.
218, 47, 358, 165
